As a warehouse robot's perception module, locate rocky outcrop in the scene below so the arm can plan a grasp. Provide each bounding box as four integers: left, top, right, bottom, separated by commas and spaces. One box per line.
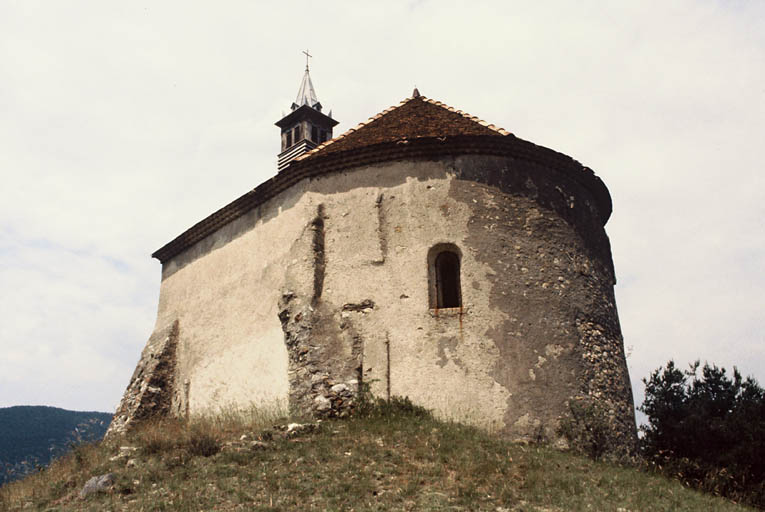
79, 473, 114, 499
105, 320, 180, 438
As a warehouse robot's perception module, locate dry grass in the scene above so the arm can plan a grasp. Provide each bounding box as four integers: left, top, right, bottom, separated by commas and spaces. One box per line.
0, 400, 754, 511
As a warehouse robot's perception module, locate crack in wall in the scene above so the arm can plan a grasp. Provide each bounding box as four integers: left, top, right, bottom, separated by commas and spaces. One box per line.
183, 379, 190, 421
385, 332, 391, 401
372, 193, 388, 265
342, 299, 376, 312
312, 204, 326, 305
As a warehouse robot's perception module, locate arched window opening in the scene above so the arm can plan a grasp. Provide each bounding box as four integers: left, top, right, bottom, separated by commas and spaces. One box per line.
435, 251, 461, 308
428, 244, 463, 310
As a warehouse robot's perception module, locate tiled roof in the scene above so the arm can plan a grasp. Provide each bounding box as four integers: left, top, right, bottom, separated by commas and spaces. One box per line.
294, 95, 510, 162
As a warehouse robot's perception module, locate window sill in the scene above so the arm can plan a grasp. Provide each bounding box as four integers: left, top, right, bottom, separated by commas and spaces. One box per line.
429, 306, 466, 317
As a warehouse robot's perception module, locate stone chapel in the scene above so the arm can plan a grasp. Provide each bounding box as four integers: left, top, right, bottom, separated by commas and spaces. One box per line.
107, 64, 637, 452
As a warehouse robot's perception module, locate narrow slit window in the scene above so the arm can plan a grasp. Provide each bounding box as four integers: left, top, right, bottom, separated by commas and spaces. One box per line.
435, 251, 461, 308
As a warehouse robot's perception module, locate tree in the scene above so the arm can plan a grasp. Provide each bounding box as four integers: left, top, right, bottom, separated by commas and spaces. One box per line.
640, 361, 765, 507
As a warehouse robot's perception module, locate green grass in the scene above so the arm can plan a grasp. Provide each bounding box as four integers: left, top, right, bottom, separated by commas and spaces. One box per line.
0, 401, 753, 511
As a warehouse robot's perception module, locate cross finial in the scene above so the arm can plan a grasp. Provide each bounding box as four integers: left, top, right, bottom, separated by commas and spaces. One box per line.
302, 49, 312, 70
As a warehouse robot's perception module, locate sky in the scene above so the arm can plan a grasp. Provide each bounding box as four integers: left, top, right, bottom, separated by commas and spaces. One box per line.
1, 1, 763, 421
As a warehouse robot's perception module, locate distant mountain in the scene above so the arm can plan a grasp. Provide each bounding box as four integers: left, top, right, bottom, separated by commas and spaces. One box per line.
0, 406, 112, 485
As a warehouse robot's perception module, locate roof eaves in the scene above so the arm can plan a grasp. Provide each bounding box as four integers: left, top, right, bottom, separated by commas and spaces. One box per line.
153, 134, 612, 263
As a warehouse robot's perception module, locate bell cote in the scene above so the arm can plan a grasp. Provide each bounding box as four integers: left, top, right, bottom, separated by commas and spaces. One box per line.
275, 59, 339, 171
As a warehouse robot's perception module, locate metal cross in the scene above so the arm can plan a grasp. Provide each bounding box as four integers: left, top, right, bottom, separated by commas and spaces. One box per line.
302, 49, 312, 70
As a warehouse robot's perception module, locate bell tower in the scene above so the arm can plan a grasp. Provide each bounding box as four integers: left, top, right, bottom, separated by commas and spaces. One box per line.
275, 52, 339, 171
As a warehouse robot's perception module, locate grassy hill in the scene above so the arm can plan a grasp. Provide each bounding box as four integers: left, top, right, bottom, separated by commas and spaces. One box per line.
0, 401, 752, 511
0, 406, 112, 484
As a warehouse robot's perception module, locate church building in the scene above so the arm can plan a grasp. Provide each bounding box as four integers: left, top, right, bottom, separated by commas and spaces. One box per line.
108, 63, 637, 452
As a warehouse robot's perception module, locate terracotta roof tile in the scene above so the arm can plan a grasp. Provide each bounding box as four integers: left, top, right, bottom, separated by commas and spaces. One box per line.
295, 95, 510, 162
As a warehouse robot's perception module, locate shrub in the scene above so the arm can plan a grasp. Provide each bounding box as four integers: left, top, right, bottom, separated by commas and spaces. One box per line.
640, 360, 765, 508
557, 399, 614, 460
355, 394, 431, 420
131, 418, 223, 458
185, 423, 221, 457
132, 419, 183, 455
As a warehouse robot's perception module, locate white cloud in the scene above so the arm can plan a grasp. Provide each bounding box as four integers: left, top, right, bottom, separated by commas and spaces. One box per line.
1, 0, 763, 415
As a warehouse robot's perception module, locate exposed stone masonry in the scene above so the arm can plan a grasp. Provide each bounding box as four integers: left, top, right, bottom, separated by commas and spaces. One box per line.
278, 293, 363, 418
449, 159, 636, 450
576, 318, 636, 455
278, 205, 366, 418
106, 320, 179, 438
311, 204, 326, 304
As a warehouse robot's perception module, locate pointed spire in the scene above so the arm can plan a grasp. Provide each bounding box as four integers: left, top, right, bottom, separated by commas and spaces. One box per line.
293, 51, 319, 111
412, 87, 421, 98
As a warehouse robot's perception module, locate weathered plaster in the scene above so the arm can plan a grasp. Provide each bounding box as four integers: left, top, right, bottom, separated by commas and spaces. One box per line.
112, 155, 636, 452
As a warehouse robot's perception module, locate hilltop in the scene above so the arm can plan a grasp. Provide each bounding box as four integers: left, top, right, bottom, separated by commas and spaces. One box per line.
0, 401, 751, 511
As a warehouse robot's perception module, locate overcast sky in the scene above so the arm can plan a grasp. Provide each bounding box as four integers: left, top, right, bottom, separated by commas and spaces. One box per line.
1, 1, 763, 420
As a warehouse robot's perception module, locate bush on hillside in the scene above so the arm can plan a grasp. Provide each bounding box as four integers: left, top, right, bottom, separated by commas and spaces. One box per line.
355, 393, 431, 420
557, 399, 615, 461
186, 422, 221, 457
640, 360, 765, 508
